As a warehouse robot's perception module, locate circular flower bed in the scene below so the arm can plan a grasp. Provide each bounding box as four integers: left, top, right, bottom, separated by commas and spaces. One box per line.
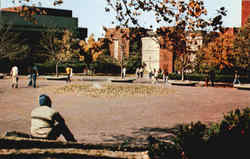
49, 83, 174, 97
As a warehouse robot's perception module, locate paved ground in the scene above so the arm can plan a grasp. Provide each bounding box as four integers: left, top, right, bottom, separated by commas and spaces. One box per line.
0, 76, 249, 145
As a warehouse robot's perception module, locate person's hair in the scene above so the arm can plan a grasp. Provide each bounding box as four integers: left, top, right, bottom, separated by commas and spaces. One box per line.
39, 94, 52, 107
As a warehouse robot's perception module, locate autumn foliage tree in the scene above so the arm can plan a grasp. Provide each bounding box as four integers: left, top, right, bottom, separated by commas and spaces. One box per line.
201, 30, 235, 71
105, 0, 226, 80
78, 34, 104, 70
233, 17, 250, 72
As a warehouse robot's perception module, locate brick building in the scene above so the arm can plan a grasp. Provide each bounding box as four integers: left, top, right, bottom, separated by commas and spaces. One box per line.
104, 27, 149, 61
242, 0, 250, 26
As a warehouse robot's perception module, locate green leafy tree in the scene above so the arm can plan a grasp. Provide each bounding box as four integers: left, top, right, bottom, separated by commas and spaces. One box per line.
0, 24, 29, 60
40, 29, 80, 76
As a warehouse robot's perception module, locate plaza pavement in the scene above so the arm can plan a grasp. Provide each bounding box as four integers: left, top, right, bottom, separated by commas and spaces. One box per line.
0, 75, 249, 145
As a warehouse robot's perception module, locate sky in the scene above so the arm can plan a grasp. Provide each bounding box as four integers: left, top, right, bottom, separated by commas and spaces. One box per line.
1, 0, 242, 39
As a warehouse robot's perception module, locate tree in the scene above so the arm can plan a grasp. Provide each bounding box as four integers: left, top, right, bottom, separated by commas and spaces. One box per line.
105, 0, 226, 80
40, 29, 80, 76
0, 24, 29, 60
201, 29, 234, 71
78, 34, 104, 71
233, 17, 250, 72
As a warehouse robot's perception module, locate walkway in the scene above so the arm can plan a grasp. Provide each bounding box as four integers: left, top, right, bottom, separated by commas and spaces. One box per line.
0, 76, 249, 145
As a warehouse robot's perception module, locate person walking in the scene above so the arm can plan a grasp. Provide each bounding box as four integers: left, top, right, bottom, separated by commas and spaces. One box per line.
163, 69, 169, 84
66, 66, 72, 83
122, 67, 126, 79
209, 70, 215, 87
139, 67, 144, 78
27, 66, 33, 87
31, 94, 77, 142
32, 66, 39, 88
136, 67, 140, 79
233, 70, 240, 85
10, 65, 19, 88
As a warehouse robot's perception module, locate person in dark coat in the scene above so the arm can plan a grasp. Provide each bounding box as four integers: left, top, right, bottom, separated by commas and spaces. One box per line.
209, 70, 215, 87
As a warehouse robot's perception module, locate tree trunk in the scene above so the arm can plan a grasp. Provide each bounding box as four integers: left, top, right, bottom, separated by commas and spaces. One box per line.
181, 68, 185, 81
56, 62, 59, 77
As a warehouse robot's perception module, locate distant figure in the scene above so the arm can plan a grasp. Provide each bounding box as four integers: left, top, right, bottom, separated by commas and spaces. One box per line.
163, 69, 169, 83
233, 70, 240, 85
152, 68, 158, 84
32, 66, 39, 88
209, 70, 215, 87
122, 67, 126, 79
66, 66, 72, 83
139, 67, 144, 78
31, 94, 77, 142
10, 65, 19, 88
27, 66, 33, 87
136, 68, 140, 79
149, 69, 153, 79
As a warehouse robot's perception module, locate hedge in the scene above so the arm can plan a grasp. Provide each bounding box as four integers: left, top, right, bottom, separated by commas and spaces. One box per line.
168, 73, 250, 83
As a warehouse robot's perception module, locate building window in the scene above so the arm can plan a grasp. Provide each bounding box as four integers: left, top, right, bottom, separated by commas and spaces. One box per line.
114, 40, 119, 59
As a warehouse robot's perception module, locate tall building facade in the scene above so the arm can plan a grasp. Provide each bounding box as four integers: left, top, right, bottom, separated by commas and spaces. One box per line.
242, 0, 250, 26
0, 6, 87, 39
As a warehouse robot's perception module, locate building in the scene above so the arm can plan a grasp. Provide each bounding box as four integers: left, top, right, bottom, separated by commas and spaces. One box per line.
104, 27, 148, 61
141, 29, 203, 73
0, 6, 87, 39
0, 6, 87, 59
242, 0, 250, 26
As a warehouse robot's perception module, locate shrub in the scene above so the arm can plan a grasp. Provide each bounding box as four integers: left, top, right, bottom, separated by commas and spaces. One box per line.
168, 73, 250, 83
148, 107, 250, 159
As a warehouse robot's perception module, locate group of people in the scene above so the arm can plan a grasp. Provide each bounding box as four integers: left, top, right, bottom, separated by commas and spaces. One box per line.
135, 67, 144, 79
10, 65, 39, 88
149, 68, 169, 84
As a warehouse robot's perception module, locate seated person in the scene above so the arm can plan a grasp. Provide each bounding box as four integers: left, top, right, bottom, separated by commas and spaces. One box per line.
31, 94, 77, 142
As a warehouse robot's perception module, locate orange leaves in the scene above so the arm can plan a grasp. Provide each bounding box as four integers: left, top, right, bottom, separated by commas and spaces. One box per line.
80, 34, 104, 62
203, 30, 235, 69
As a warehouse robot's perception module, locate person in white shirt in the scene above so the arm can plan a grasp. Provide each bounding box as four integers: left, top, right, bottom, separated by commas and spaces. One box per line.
10, 65, 19, 88
122, 67, 126, 79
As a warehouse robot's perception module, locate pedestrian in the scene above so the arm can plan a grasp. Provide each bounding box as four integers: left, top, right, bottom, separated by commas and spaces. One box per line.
122, 67, 126, 79
233, 70, 240, 85
10, 65, 19, 88
149, 69, 153, 79
31, 94, 77, 142
139, 67, 144, 78
152, 68, 158, 84
32, 66, 39, 88
27, 66, 33, 87
136, 67, 140, 79
66, 66, 72, 83
209, 70, 215, 87
163, 69, 169, 83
